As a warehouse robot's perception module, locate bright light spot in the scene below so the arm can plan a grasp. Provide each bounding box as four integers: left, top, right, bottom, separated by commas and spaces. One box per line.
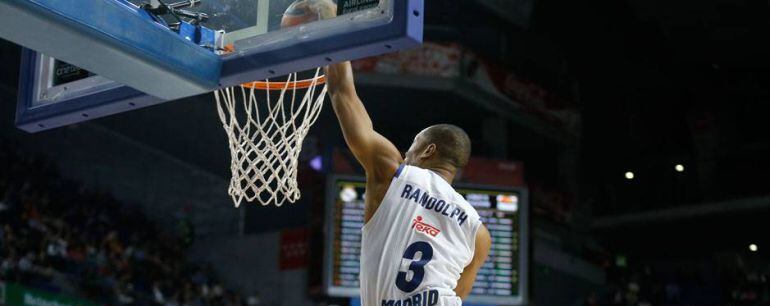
750, 244, 758, 252
339, 186, 357, 203
625, 171, 635, 180
675, 164, 685, 172
309, 155, 322, 171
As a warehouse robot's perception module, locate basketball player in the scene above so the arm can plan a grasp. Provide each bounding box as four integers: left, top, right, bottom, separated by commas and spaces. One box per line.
325, 61, 492, 306
310, 3, 492, 305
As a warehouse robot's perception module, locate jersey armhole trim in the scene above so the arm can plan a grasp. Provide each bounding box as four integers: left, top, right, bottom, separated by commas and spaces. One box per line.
394, 163, 406, 178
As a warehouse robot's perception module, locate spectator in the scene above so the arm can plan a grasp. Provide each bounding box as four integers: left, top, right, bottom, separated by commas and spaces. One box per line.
0, 139, 244, 306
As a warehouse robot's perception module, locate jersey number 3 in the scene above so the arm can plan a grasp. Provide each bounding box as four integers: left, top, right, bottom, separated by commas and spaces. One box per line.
395, 241, 434, 292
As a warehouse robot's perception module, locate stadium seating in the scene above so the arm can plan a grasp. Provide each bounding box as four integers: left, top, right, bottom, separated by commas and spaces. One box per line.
0, 138, 246, 306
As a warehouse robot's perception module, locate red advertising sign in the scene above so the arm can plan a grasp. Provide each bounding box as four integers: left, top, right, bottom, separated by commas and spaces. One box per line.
279, 228, 309, 270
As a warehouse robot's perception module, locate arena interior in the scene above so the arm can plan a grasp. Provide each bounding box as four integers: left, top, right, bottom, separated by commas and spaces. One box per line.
2, 0, 770, 305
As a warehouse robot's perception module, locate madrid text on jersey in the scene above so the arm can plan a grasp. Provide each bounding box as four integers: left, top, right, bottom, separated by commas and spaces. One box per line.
382, 289, 440, 306
400, 184, 468, 226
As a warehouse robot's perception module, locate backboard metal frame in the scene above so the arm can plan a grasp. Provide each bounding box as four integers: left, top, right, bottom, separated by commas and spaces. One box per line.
14, 0, 423, 132
16, 51, 163, 131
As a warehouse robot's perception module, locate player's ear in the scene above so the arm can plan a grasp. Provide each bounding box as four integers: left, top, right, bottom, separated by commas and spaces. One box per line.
420, 143, 437, 159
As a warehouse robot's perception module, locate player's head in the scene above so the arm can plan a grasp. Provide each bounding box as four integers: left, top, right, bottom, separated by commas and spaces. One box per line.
404, 124, 471, 171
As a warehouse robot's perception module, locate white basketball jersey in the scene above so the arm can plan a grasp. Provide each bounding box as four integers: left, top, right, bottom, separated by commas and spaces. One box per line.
360, 165, 482, 306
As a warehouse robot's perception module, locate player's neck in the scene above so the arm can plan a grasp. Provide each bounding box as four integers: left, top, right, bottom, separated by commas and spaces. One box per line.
426, 165, 455, 184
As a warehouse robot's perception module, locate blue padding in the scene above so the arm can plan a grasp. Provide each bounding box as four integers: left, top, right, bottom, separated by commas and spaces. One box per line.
0, 0, 221, 99
179, 22, 200, 44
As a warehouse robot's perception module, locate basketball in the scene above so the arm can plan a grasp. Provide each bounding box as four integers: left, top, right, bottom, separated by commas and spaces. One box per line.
281, 0, 320, 28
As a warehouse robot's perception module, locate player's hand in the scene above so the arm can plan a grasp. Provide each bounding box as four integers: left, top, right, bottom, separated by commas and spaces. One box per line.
324, 61, 354, 96
301, 0, 337, 20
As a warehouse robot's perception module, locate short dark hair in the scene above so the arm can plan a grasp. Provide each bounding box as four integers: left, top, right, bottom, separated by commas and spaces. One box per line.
422, 124, 471, 168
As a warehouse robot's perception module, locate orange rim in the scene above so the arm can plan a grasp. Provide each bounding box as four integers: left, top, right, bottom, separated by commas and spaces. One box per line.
241, 75, 326, 90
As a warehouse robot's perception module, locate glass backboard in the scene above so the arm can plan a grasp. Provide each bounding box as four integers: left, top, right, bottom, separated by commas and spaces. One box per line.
8, 0, 423, 132
128, 0, 382, 45
126, 0, 388, 54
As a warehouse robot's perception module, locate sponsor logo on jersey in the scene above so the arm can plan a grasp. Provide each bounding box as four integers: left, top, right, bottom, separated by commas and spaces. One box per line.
411, 216, 441, 237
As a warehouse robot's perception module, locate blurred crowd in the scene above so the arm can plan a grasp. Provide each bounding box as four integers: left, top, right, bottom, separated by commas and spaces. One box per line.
0, 139, 246, 306
584, 256, 770, 306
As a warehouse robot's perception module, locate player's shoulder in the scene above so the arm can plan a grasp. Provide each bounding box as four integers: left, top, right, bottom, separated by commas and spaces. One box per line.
449, 188, 481, 220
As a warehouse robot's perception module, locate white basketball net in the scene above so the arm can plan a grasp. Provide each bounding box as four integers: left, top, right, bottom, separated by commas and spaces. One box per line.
214, 68, 326, 207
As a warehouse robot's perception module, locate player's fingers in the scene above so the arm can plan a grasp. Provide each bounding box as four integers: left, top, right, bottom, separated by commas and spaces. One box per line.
293, 0, 311, 9
309, 1, 337, 17
307, 1, 323, 11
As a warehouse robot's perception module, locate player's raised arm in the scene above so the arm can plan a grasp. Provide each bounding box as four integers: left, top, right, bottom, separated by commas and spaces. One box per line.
454, 225, 492, 299
325, 62, 403, 179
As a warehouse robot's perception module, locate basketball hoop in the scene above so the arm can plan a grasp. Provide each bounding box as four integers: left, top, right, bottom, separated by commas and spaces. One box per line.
241, 75, 326, 90
214, 68, 327, 207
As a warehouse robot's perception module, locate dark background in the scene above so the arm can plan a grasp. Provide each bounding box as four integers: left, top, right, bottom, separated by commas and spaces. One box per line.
2, 0, 770, 305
